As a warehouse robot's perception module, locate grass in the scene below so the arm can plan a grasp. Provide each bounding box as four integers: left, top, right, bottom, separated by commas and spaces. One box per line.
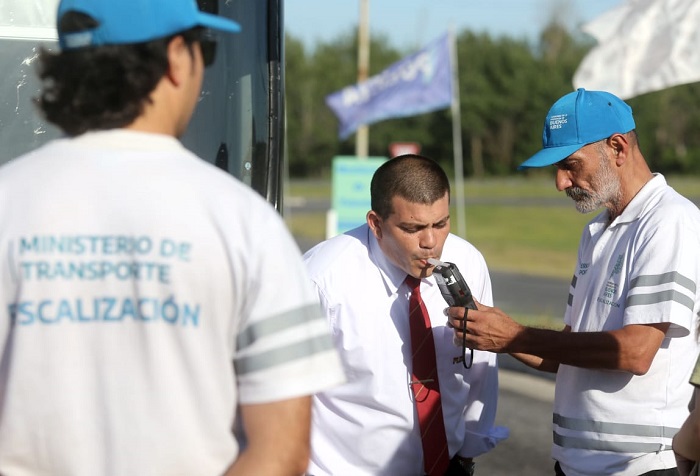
285, 175, 699, 281
286, 177, 584, 279
463, 204, 590, 279
285, 205, 586, 280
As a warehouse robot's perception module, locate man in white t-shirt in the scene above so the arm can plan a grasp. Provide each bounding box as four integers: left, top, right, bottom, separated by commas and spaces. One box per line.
448, 89, 700, 476
0, 1, 344, 475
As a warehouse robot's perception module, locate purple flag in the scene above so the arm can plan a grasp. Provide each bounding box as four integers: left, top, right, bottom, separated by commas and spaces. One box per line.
326, 33, 452, 139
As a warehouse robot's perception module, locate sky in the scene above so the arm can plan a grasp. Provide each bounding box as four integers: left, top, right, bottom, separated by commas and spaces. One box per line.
285, 0, 624, 52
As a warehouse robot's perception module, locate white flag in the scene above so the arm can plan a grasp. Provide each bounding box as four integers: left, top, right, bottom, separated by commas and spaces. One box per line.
572, 0, 700, 100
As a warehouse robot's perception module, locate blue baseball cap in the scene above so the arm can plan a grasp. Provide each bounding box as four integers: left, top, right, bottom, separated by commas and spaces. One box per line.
57, 0, 241, 50
518, 88, 636, 169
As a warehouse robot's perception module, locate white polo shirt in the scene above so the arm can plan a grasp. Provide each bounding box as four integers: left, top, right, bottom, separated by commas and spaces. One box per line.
553, 174, 700, 476
0, 130, 345, 476
304, 224, 508, 476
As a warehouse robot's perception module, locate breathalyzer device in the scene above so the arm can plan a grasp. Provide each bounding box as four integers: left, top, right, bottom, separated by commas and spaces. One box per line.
428, 258, 477, 368
427, 258, 477, 310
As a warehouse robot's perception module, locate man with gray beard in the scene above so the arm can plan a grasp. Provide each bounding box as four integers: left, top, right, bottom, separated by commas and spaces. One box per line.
447, 89, 700, 476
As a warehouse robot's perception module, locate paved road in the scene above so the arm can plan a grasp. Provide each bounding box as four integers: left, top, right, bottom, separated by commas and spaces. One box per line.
479, 368, 556, 475
490, 270, 569, 322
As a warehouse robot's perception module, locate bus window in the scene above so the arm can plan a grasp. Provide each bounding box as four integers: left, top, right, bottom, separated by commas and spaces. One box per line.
0, 2, 60, 162
0, 0, 285, 210
183, 0, 285, 210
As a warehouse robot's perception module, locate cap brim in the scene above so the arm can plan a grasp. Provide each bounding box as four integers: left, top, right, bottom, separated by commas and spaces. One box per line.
197, 12, 241, 34
517, 143, 584, 170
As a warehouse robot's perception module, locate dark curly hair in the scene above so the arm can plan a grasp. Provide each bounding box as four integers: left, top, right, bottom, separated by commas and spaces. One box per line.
36, 11, 202, 136
370, 154, 451, 219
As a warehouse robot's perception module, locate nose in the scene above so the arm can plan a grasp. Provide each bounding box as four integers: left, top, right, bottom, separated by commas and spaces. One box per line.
419, 228, 437, 249
555, 168, 572, 192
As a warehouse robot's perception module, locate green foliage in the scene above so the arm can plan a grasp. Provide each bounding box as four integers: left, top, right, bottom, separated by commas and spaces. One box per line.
284, 22, 700, 178
285, 175, 700, 279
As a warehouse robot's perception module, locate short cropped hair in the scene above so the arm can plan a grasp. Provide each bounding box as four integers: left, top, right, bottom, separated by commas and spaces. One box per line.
370, 154, 450, 219
36, 11, 202, 136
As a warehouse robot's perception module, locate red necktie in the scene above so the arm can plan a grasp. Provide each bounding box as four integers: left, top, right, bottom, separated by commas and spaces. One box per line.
405, 275, 450, 476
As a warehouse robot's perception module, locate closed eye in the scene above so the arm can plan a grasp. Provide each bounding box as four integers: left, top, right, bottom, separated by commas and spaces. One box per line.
400, 225, 425, 234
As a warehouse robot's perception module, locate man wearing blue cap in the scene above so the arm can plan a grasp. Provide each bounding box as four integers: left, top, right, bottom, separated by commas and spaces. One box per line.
0, 0, 345, 475
447, 88, 700, 475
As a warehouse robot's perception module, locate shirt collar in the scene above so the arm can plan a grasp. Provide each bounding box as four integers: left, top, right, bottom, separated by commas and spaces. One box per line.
609, 173, 666, 227
587, 173, 666, 235
66, 129, 184, 152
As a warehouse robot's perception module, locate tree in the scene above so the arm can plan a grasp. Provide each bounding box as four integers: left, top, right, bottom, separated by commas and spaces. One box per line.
284, 23, 700, 178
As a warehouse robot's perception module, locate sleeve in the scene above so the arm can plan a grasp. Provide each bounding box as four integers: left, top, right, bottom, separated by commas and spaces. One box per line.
234, 205, 345, 404
457, 249, 509, 457
456, 350, 509, 457
624, 206, 700, 337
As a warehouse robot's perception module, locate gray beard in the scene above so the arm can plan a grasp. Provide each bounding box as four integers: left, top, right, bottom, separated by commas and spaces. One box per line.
566, 187, 600, 213
565, 159, 621, 214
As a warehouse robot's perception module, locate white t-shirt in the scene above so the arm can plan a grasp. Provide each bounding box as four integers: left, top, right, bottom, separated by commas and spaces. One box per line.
553, 174, 700, 476
0, 130, 345, 476
304, 224, 508, 476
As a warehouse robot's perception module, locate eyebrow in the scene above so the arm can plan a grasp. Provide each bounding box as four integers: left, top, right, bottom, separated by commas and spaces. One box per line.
556, 157, 581, 168
399, 215, 450, 228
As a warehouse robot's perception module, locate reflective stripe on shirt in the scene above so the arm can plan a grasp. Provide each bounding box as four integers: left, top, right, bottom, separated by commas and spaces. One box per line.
553, 413, 678, 453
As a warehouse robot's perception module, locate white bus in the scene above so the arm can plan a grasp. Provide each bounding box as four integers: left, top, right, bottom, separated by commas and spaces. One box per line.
0, 0, 285, 209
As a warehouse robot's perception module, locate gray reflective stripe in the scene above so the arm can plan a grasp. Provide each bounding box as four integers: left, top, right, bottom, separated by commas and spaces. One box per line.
237, 303, 322, 351
567, 276, 576, 307
234, 334, 336, 376
630, 272, 696, 294
626, 289, 695, 311
553, 432, 672, 453
554, 413, 679, 438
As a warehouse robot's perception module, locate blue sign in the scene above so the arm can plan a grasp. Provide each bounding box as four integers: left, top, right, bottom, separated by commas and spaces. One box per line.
331, 156, 386, 235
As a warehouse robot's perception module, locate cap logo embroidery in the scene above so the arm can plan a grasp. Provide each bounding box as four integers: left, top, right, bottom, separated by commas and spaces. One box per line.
549, 114, 568, 130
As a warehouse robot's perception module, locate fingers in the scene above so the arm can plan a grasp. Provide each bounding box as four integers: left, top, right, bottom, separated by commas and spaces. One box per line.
445, 305, 466, 319
445, 305, 476, 330
452, 307, 469, 347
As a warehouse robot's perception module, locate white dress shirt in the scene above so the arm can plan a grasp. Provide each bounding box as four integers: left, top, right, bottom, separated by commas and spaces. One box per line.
304, 224, 508, 476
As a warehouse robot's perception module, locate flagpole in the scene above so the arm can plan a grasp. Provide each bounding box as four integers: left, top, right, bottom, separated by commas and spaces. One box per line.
448, 27, 466, 238
355, 0, 370, 158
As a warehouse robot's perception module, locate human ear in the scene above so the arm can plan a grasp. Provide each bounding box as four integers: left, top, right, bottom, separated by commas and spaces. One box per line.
366, 211, 382, 239
608, 134, 629, 165
165, 35, 190, 87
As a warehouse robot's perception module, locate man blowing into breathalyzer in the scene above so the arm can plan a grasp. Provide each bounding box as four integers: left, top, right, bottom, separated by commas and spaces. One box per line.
304, 154, 508, 476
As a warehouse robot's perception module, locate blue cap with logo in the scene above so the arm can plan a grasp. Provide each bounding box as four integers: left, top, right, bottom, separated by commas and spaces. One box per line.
518, 88, 636, 169
57, 0, 240, 50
